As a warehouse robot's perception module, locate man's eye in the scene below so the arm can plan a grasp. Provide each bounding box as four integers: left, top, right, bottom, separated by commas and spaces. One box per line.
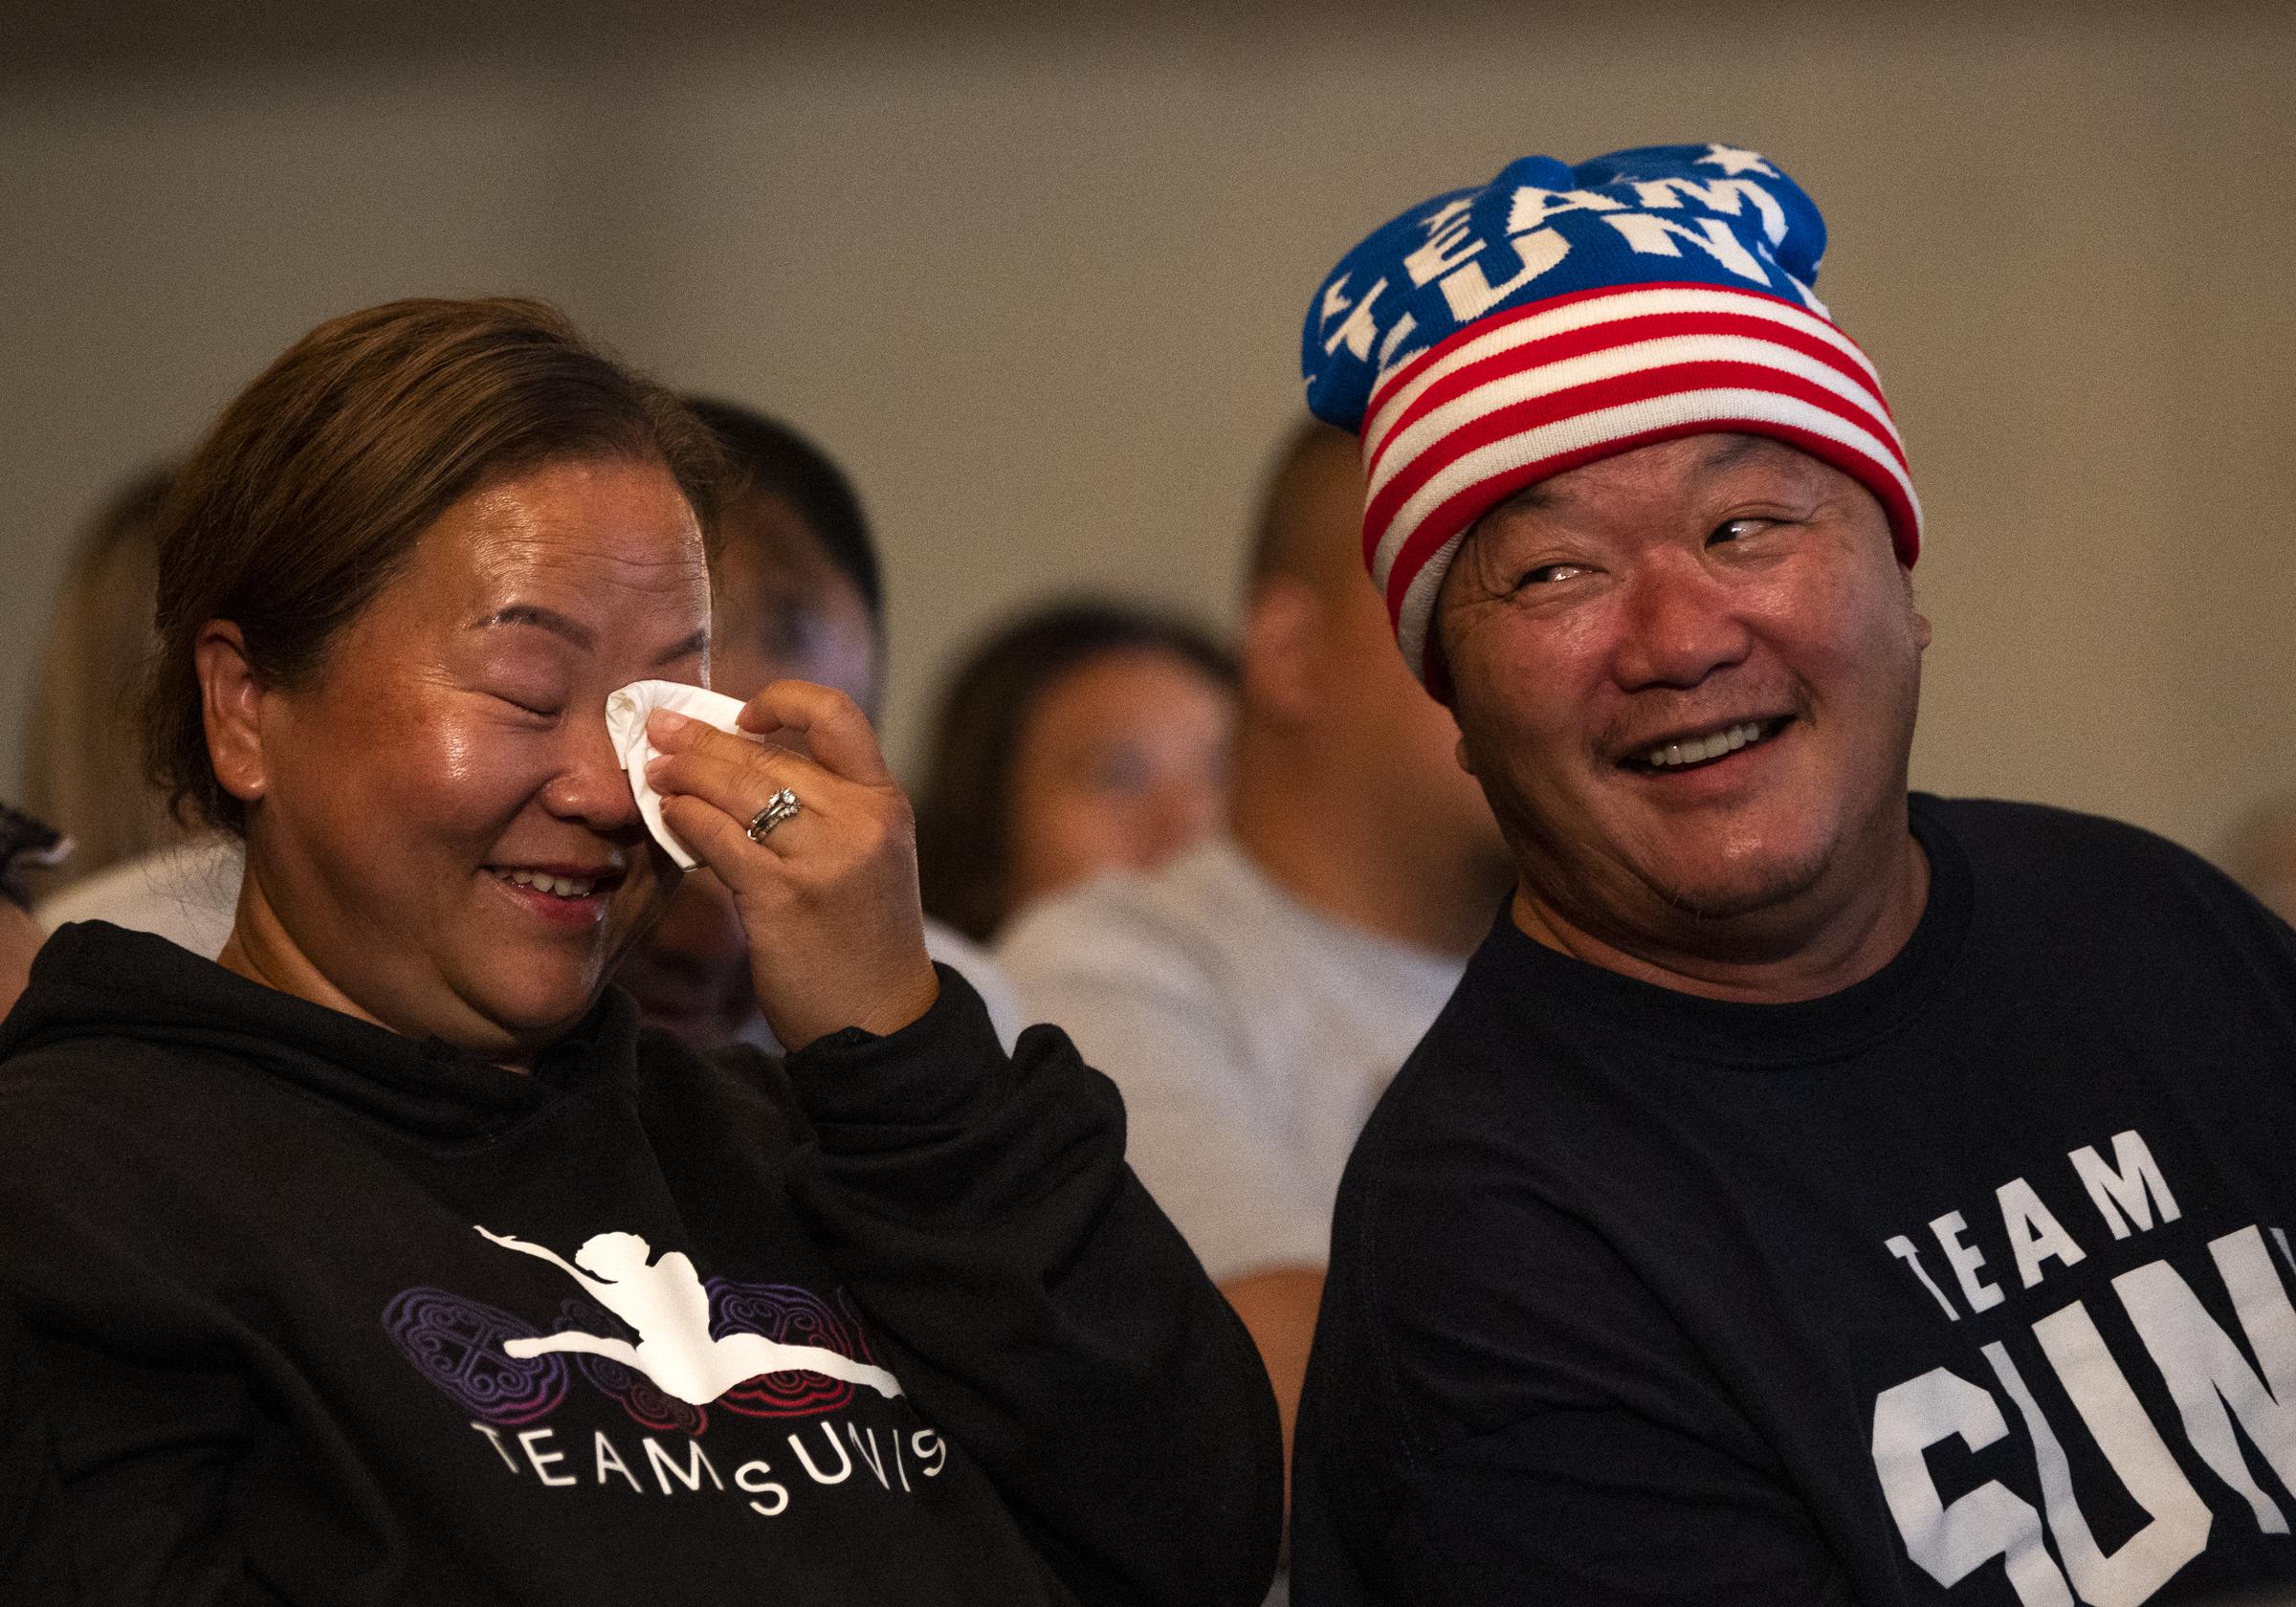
1710, 517, 1766, 544
1517, 562, 1588, 587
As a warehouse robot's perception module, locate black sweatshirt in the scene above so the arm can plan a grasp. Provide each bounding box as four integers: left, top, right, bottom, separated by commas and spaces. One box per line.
1294, 797, 2296, 1606
0, 923, 1280, 1605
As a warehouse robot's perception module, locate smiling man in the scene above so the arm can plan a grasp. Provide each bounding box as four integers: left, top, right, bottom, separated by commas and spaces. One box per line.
1288, 146, 2296, 1606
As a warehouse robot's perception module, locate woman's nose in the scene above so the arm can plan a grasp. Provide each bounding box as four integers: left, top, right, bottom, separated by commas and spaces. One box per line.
541, 713, 644, 831
1611, 555, 1753, 691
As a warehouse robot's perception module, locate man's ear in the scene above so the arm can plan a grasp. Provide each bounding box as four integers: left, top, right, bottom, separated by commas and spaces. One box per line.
1239, 575, 1323, 728
195, 621, 269, 808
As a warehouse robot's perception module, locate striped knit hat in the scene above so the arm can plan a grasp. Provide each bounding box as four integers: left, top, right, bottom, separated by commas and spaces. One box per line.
1302, 143, 1920, 694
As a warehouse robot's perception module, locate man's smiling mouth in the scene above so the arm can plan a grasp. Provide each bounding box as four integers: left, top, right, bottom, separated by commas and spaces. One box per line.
1629, 717, 1790, 772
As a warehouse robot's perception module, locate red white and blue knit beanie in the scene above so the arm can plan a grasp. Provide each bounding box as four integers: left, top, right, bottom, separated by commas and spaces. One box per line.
1301, 143, 1921, 695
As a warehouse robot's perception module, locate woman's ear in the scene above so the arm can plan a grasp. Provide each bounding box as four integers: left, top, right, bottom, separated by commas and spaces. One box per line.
195, 621, 268, 808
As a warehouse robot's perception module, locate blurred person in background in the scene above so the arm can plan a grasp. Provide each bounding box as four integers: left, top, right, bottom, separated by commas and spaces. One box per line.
19, 464, 176, 887
0, 805, 66, 1019
916, 601, 1237, 943
28, 463, 250, 953
16, 466, 199, 899
996, 420, 1512, 1532
2221, 792, 2296, 924
0, 297, 1279, 1604
613, 397, 1024, 1051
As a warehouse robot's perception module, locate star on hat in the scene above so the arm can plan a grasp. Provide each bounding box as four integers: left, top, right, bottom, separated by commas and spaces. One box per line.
1695, 143, 1780, 177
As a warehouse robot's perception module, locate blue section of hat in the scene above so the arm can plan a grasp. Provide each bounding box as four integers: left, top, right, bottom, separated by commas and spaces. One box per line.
1302, 143, 1831, 434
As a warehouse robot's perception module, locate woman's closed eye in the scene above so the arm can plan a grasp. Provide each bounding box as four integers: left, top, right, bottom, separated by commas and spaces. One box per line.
490, 690, 563, 721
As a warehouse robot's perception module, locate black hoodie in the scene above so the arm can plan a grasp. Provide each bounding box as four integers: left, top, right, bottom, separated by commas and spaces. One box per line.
0, 923, 1280, 1605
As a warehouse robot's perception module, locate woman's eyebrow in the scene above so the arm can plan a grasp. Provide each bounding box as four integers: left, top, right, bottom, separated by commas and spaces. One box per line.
475, 604, 592, 649
474, 607, 706, 667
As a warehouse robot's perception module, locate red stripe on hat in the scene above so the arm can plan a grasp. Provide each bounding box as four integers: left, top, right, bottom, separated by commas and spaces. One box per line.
1367, 357, 1906, 590
1362, 282, 1882, 424
1365, 309, 1891, 488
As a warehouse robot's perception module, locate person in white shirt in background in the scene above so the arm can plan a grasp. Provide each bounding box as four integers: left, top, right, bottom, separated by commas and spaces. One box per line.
19, 464, 239, 951
18, 467, 182, 903
38, 399, 1025, 1050
996, 417, 1513, 1501
35, 837, 236, 957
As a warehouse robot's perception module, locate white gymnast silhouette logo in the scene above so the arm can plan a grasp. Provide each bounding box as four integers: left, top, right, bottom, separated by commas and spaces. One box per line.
475, 1226, 904, 1408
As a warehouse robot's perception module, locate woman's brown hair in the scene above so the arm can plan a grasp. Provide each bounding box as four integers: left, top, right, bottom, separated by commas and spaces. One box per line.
143, 297, 726, 835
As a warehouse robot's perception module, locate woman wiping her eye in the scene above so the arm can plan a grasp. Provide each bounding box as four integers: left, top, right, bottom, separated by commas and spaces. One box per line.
0, 297, 1278, 1606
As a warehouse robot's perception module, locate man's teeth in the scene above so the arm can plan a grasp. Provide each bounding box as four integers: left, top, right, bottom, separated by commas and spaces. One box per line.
1641, 720, 1769, 769
497, 869, 599, 899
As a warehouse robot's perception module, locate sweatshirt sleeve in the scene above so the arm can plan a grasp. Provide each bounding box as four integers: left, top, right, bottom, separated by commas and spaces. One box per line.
782, 963, 1284, 1607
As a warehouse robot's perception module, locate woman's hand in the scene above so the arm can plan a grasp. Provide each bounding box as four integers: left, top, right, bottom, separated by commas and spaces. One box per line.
643, 682, 938, 1052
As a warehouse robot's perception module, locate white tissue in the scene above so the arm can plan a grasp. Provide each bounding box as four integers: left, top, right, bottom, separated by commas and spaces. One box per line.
606, 679, 762, 870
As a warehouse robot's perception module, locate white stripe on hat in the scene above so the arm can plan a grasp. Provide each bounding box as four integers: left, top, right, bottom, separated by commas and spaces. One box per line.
1385, 385, 1924, 683
1361, 284, 1884, 455
1363, 329, 1903, 556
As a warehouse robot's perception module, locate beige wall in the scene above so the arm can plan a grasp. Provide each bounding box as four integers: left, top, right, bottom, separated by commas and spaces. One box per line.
5, 6, 2291, 857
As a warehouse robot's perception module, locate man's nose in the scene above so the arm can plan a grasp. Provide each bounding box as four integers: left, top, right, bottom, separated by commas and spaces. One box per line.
1611, 553, 1753, 691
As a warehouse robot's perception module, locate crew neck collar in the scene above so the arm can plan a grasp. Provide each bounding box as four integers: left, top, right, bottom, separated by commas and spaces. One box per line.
1475, 794, 1973, 1068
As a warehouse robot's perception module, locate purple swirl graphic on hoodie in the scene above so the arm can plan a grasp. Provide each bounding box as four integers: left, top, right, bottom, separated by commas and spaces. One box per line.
706, 1279, 871, 1418
386, 1275, 888, 1429
382, 1287, 567, 1425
